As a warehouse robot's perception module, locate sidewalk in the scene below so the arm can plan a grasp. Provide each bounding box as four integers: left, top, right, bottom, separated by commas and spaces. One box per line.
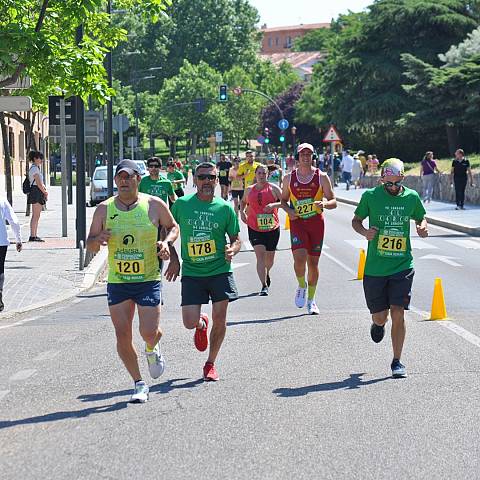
335, 184, 480, 236
0, 186, 107, 320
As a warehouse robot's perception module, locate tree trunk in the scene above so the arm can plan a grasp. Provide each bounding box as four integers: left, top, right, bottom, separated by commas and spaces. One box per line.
191, 133, 197, 155
0, 113, 13, 206
446, 124, 459, 157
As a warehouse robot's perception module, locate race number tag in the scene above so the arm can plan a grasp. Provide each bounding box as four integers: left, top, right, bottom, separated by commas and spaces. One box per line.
219, 170, 227, 177
231, 178, 243, 190
114, 251, 145, 280
295, 198, 316, 219
377, 232, 407, 257
257, 213, 275, 231
187, 238, 217, 261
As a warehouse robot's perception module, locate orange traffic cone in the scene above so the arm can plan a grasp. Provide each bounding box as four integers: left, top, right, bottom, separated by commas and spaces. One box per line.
430, 278, 447, 320
357, 249, 366, 280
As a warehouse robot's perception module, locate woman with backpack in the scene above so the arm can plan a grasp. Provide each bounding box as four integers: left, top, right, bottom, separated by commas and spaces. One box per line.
27, 151, 48, 242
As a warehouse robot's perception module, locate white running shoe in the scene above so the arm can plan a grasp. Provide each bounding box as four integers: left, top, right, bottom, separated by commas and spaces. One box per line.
145, 343, 166, 379
307, 300, 320, 315
130, 381, 149, 403
295, 287, 307, 308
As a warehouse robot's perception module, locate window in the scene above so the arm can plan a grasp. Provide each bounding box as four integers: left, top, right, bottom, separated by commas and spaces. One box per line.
268, 37, 272, 48
275, 37, 279, 46
286, 36, 292, 48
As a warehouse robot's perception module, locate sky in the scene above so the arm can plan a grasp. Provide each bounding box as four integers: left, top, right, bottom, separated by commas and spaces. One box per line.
248, 0, 373, 27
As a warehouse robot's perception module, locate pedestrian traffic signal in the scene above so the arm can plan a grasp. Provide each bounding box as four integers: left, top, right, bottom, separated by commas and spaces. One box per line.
219, 85, 228, 102
264, 137, 270, 144
279, 133, 285, 142
95, 158, 101, 166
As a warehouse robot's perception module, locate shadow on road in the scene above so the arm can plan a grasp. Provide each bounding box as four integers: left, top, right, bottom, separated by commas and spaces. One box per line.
0, 402, 128, 430
228, 313, 307, 327
77, 293, 107, 299
150, 377, 204, 394
273, 373, 392, 397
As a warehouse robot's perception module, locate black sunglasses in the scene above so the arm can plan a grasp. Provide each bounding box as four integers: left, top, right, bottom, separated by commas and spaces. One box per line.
197, 174, 216, 181
384, 181, 403, 187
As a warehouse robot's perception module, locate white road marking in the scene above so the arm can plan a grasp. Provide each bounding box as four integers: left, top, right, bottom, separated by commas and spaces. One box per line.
9, 369, 37, 381
345, 239, 367, 250
419, 254, 462, 267
411, 239, 438, 250
0, 316, 39, 331
446, 239, 480, 250
242, 241, 253, 251
0, 390, 10, 401
410, 307, 480, 350
232, 262, 249, 270
33, 350, 60, 362
322, 251, 356, 276
321, 243, 330, 250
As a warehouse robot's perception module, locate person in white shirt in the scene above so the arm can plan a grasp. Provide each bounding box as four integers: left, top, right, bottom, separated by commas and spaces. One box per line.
0, 197, 22, 311
340, 150, 355, 190
351, 155, 363, 189
27, 150, 48, 242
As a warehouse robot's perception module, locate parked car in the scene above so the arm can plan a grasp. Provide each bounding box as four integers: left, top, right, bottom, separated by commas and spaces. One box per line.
89, 166, 117, 206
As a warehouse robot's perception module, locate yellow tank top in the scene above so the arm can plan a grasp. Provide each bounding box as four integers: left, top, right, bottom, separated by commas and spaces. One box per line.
105, 196, 161, 283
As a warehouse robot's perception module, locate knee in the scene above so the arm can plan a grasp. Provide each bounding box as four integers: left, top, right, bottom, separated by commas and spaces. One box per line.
390, 306, 405, 322
139, 325, 160, 345
183, 316, 199, 330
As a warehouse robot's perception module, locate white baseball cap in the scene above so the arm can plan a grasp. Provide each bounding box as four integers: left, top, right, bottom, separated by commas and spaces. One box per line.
297, 143, 314, 153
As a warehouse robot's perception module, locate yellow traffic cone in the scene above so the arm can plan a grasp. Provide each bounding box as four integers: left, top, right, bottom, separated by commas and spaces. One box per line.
284, 214, 290, 230
430, 277, 447, 320
357, 248, 366, 280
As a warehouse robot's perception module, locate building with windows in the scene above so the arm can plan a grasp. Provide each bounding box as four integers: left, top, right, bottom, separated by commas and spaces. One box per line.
259, 23, 329, 54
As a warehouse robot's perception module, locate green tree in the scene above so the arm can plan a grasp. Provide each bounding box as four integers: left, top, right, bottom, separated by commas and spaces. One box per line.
292, 27, 330, 52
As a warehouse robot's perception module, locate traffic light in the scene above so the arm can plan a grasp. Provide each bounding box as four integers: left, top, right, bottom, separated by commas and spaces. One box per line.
95, 158, 101, 166
264, 127, 270, 144
264, 137, 270, 144
219, 85, 228, 102
279, 132, 285, 142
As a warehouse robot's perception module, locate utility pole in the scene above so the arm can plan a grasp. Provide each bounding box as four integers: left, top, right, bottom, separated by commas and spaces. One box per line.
106, 0, 114, 197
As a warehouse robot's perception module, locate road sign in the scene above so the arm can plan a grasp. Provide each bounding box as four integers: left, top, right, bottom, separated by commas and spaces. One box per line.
49, 96, 76, 125
257, 135, 265, 145
0, 75, 32, 89
0, 95, 32, 111
323, 125, 342, 142
233, 86, 243, 96
278, 118, 289, 130
215, 131, 223, 143
112, 114, 130, 133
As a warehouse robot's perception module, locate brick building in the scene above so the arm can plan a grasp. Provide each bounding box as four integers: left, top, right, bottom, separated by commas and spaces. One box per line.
260, 23, 329, 54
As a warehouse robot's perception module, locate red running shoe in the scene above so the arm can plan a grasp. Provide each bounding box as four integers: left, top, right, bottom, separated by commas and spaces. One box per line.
194, 313, 209, 352
203, 362, 219, 381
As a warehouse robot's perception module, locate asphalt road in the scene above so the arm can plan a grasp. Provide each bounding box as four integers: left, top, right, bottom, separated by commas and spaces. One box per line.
0, 201, 479, 479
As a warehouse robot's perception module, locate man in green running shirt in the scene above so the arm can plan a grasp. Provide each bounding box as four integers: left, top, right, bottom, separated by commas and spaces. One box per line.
170, 162, 241, 382
352, 158, 428, 379
139, 157, 176, 205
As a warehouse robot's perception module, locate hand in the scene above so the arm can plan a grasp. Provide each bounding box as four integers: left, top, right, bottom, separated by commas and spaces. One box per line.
264, 203, 275, 213
287, 208, 298, 220
96, 229, 111, 246
240, 211, 247, 224
164, 254, 180, 282
16, 242, 22, 252
314, 200, 324, 211
44, 191, 48, 198
416, 224, 428, 238
365, 227, 379, 241
225, 244, 235, 262
156, 241, 170, 260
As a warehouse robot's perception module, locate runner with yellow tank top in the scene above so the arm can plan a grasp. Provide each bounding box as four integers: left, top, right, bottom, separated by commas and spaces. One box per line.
281, 143, 337, 315
87, 160, 179, 404
229, 157, 244, 216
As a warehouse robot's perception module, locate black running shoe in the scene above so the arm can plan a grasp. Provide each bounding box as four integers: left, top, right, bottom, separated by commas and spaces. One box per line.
259, 285, 269, 296
391, 359, 406, 378
370, 323, 385, 343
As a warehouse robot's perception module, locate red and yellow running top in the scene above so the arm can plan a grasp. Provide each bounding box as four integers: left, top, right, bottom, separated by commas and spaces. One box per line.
289, 168, 324, 221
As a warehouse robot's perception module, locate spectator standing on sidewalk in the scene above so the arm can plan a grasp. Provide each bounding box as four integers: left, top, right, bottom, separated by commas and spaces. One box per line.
420, 151, 440, 203
27, 151, 48, 242
340, 150, 354, 190
0, 196, 22, 311
352, 154, 363, 189
450, 149, 474, 210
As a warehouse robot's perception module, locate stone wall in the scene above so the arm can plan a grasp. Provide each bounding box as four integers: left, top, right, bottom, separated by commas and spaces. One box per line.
359, 173, 480, 205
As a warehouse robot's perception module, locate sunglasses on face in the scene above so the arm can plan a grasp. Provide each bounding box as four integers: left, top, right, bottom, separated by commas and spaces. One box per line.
384, 181, 403, 188
197, 174, 216, 181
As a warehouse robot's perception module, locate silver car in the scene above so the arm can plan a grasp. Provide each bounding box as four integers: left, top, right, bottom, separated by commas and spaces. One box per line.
89, 166, 117, 206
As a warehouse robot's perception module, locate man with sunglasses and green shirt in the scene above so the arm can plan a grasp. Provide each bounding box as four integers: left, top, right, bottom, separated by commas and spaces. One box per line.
352, 158, 428, 379
170, 162, 241, 382
139, 157, 176, 205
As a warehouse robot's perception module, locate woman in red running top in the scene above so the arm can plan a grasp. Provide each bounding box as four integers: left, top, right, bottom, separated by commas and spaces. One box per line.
281, 143, 336, 315
240, 164, 282, 296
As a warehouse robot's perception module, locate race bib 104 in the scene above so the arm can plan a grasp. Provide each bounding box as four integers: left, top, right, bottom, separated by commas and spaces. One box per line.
257, 213, 275, 231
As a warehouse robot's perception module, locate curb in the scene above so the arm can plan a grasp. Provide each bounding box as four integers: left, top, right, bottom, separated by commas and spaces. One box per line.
0, 247, 108, 321
336, 196, 480, 237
